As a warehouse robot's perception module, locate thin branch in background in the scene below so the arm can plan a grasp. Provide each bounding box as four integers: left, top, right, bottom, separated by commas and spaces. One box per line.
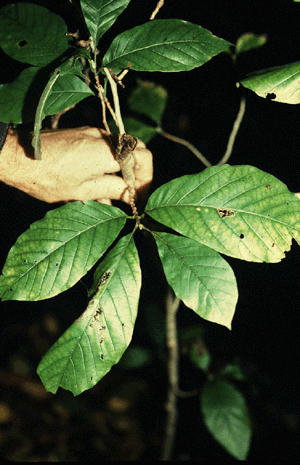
104, 67, 125, 134
51, 103, 77, 129
150, 0, 164, 20
217, 97, 246, 165
156, 127, 212, 167
161, 287, 181, 461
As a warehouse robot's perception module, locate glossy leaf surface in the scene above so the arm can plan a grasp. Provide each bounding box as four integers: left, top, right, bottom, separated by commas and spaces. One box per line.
145, 165, 300, 262
102, 19, 232, 73
0, 202, 127, 301
37, 233, 141, 395
0, 3, 70, 67
80, 0, 130, 47
152, 232, 238, 329
240, 61, 300, 104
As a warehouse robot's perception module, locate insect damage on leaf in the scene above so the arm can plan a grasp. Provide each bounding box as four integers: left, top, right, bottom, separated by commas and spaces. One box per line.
93, 270, 112, 296
217, 208, 235, 218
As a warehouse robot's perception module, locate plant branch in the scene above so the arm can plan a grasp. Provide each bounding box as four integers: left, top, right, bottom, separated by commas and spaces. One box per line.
156, 127, 212, 167
150, 0, 164, 20
217, 97, 246, 165
104, 67, 125, 134
161, 286, 181, 461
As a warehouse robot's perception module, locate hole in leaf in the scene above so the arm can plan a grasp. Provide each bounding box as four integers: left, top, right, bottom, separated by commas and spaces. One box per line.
266, 92, 276, 100
18, 40, 27, 48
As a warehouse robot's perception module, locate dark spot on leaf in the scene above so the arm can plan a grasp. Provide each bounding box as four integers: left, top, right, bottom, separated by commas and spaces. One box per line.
9, 288, 12, 292
55, 263, 59, 266
266, 92, 276, 100
287, 202, 289, 205
240, 234, 244, 239
217, 208, 235, 218
100, 338, 103, 344
265, 184, 271, 190
18, 39, 27, 48
102, 325, 106, 330
23, 260, 27, 263
271, 243, 275, 247
122, 323, 124, 326
19, 273, 22, 276
100, 354, 104, 360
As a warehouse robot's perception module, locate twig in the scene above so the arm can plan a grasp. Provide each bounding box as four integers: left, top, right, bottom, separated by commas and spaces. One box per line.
150, 0, 164, 20
90, 60, 111, 133
51, 103, 77, 129
157, 127, 212, 167
104, 67, 125, 134
217, 97, 246, 165
161, 287, 181, 461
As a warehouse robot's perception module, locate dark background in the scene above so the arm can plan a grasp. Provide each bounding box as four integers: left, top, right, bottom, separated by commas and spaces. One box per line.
0, 0, 300, 460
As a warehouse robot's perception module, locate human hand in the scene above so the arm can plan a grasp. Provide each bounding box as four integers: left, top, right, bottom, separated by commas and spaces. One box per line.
30, 126, 153, 204
1, 126, 153, 204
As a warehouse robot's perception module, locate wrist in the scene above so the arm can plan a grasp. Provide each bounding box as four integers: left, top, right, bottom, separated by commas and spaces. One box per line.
0, 130, 38, 192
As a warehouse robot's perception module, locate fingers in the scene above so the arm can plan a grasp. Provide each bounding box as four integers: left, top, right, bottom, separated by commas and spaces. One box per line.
75, 175, 131, 203
133, 147, 153, 201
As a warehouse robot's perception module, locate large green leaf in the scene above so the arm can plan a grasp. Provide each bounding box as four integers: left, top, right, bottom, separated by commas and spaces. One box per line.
0, 3, 71, 67
152, 232, 238, 329
32, 69, 94, 159
0, 50, 92, 125
145, 165, 300, 263
37, 232, 141, 395
240, 61, 300, 104
0, 202, 127, 301
128, 79, 168, 126
201, 379, 251, 460
80, 0, 130, 48
102, 19, 232, 73
0, 67, 42, 124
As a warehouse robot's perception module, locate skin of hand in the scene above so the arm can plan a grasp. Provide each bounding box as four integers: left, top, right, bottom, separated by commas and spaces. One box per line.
0, 126, 153, 204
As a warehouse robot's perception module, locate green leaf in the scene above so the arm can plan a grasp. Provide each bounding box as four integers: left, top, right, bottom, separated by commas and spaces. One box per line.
190, 340, 211, 373
240, 61, 300, 104
32, 68, 61, 159
145, 164, 300, 263
235, 32, 267, 56
201, 379, 251, 460
0, 3, 70, 67
152, 232, 238, 329
108, 117, 158, 144
33, 68, 94, 158
102, 19, 232, 73
0, 201, 127, 301
37, 232, 141, 395
0, 67, 42, 124
80, 0, 131, 47
0, 50, 91, 125
128, 79, 168, 125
